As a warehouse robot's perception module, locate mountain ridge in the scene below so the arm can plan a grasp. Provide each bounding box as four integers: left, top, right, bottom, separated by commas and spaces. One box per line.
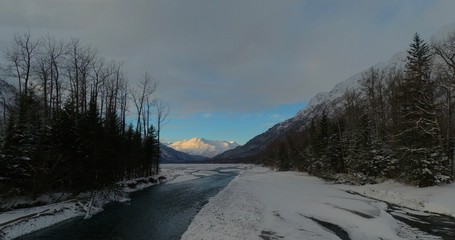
160, 143, 208, 163
169, 137, 240, 158
214, 47, 412, 162
215, 22, 455, 162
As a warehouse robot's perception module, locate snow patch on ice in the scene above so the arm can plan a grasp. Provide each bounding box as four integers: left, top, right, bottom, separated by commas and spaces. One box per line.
219, 168, 241, 173
192, 170, 218, 177
183, 167, 447, 240
336, 180, 455, 218
181, 180, 265, 240
163, 163, 249, 184
167, 174, 200, 184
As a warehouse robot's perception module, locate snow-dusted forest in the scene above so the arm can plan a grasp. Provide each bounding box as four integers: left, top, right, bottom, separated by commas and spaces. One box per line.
0, 33, 166, 197
1, 1, 455, 238
253, 33, 455, 188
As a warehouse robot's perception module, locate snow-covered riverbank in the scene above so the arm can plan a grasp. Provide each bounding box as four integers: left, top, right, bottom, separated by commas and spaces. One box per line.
3, 164, 454, 240
0, 164, 247, 239
182, 166, 454, 240
0, 189, 130, 240
336, 180, 455, 218
0, 173, 172, 239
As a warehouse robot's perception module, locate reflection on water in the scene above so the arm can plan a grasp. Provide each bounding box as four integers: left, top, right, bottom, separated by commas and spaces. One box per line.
18, 169, 238, 240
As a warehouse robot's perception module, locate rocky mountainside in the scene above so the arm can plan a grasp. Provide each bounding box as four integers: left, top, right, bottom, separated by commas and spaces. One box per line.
160, 143, 208, 163
169, 137, 239, 158
214, 51, 408, 162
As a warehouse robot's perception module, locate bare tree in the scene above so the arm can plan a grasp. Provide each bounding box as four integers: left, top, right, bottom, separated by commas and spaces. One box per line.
360, 67, 387, 137
35, 34, 68, 117
343, 89, 363, 129
89, 57, 110, 106
4, 32, 40, 98
66, 38, 95, 115
130, 72, 157, 135
433, 32, 455, 179
383, 66, 404, 136
102, 61, 125, 122
433, 33, 455, 143
155, 99, 169, 143
119, 80, 129, 136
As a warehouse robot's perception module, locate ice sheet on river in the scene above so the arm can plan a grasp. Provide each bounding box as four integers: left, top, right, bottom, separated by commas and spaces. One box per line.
182, 166, 448, 240
0, 164, 246, 239
163, 164, 245, 184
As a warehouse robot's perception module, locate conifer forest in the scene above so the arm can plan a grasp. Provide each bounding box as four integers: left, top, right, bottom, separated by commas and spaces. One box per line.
256, 33, 455, 187
0, 33, 165, 196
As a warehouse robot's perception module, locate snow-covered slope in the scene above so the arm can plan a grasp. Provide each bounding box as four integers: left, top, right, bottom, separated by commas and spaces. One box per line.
169, 138, 240, 158
218, 23, 455, 162
215, 52, 409, 161
160, 143, 208, 163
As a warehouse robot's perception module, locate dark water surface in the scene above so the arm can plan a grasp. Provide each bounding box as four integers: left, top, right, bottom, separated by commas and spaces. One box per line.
348, 192, 455, 239
387, 204, 455, 240
18, 169, 238, 240
16, 168, 455, 240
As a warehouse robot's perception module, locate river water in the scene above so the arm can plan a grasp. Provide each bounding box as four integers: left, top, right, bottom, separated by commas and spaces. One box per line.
15, 166, 455, 240
387, 204, 455, 239
17, 168, 238, 240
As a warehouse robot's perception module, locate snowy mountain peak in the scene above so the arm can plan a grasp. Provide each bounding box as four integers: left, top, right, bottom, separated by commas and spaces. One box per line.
169, 137, 240, 158
160, 143, 208, 163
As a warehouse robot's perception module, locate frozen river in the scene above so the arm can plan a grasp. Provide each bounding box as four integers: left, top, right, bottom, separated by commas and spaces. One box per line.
17, 167, 238, 240
14, 164, 455, 240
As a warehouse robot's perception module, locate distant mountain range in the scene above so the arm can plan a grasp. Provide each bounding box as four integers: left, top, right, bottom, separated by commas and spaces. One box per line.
168, 137, 239, 158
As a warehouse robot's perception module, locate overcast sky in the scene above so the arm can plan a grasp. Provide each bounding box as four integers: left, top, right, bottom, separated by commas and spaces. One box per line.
1, 0, 455, 144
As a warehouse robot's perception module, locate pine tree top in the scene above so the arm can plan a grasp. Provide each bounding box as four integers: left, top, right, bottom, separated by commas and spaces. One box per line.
405, 33, 431, 79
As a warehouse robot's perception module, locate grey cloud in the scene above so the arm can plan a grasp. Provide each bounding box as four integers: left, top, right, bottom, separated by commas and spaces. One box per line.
1, 0, 455, 115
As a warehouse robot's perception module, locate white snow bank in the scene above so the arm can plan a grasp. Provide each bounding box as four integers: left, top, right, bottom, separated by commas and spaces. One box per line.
0, 164, 247, 239
0, 193, 72, 211
0, 190, 124, 240
192, 170, 218, 176
168, 170, 218, 184
162, 163, 249, 184
167, 174, 200, 184
183, 167, 442, 240
120, 177, 163, 193
0, 200, 83, 239
218, 168, 241, 173
336, 180, 455, 218
0, 175, 171, 239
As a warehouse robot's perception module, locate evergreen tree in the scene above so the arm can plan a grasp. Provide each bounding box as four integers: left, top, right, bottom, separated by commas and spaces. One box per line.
145, 125, 159, 175
396, 33, 450, 186
317, 112, 332, 174
357, 114, 395, 177
327, 120, 345, 173
2, 94, 42, 194
343, 128, 363, 173
0, 33, 165, 197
